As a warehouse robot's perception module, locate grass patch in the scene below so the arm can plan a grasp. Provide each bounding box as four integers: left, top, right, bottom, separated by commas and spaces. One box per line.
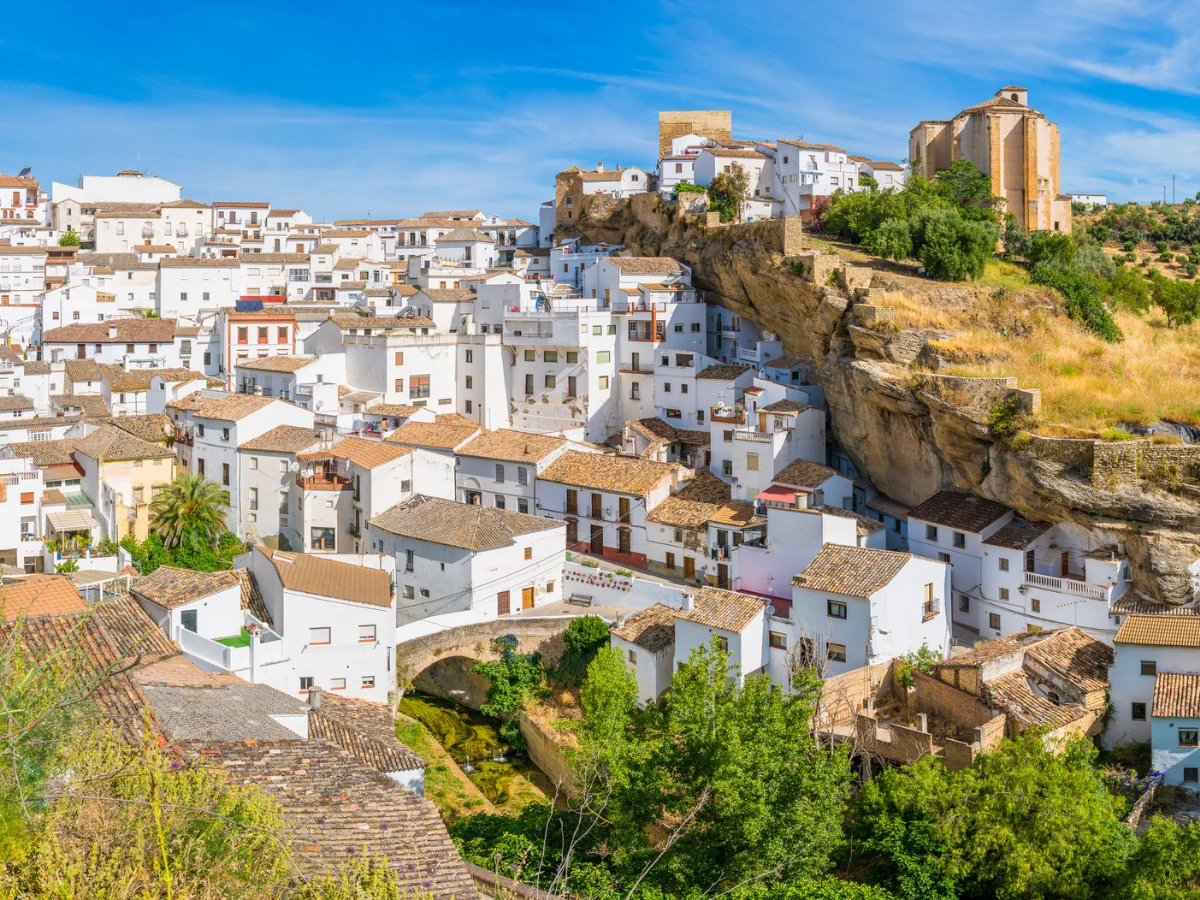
214, 628, 251, 648
978, 259, 1033, 292
396, 714, 493, 823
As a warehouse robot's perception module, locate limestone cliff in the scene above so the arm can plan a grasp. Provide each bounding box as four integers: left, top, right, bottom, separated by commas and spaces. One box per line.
559, 195, 1200, 603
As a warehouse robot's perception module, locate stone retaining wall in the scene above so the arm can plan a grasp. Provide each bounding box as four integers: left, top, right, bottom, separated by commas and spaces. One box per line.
519, 711, 576, 795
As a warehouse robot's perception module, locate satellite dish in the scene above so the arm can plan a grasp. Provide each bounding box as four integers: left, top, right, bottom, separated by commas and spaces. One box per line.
290, 461, 300, 473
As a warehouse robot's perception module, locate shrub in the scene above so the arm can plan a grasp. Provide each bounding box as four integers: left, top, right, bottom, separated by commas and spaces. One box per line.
1033, 260, 1122, 342
1100, 426, 1138, 441
988, 395, 1022, 437
555, 616, 611, 685
867, 216, 913, 262
911, 207, 999, 281
579, 558, 600, 569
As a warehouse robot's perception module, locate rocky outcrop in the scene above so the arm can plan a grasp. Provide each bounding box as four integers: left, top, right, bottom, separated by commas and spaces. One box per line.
561, 195, 1200, 603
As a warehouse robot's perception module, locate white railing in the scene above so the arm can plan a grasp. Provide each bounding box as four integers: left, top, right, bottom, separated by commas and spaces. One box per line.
178, 628, 232, 670
1024, 571, 1111, 601
733, 430, 772, 443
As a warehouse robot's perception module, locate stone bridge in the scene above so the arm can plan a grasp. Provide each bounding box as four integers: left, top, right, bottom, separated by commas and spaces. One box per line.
395, 616, 600, 686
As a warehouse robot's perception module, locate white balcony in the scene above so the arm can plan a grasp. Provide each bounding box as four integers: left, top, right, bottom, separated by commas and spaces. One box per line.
1024, 570, 1115, 602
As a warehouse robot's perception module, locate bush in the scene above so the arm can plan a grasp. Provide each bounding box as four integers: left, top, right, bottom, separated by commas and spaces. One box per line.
579, 558, 600, 569
911, 207, 999, 281
1033, 260, 1122, 342
57, 230, 79, 247
555, 616, 611, 685
867, 216, 913, 261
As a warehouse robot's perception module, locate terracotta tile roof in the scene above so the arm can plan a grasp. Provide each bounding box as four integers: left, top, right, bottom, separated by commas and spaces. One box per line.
0, 394, 34, 413
362, 403, 422, 418
1024, 626, 1112, 693
1116, 615, 1200, 648
8, 436, 80, 467
0, 609, 161, 745
421, 209, 483, 218
236, 569, 271, 627
792, 544, 911, 596
310, 692, 425, 772
41, 488, 66, 504
52, 393, 112, 418
239, 252, 308, 263
696, 363, 752, 380
678, 587, 766, 633
421, 288, 477, 302
605, 256, 687, 275
760, 398, 810, 415
384, 420, 481, 451
160, 199, 210, 209
0, 244, 47, 255
19, 360, 50, 374
43, 318, 177, 344
819, 505, 887, 535
627, 417, 710, 446
907, 490, 1010, 532
1154, 673, 1200, 718
330, 312, 436, 330
132, 566, 240, 610
323, 436, 412, 470
233, 355, 316, 373
707, 148, 769, 159
76, 252, 157, 272
436, 227, 493, 243
983, 518, 1053, 550
159, 256, 239, 268
215, 200, 270, 208
773, 458, 839, 489
985, 669, 1093, 730
73, 425, 176, 462
92, 592, 178, 665
1110, 592, 1200, 617
540, 451, 676, 496
176, 739, 477, 897
256, 547, 393, 607
458, 429, 566, 464
91, 413, 172, 443
0, 575, 87, 620
647, 472, 731, 528
64, 359, 102, 384
369, 495, 563, 551
868, 160, 904, 171
611, 603, 677, 652
238, 424, 322, 453
321, 229, 372, 238
778, 138, 848, 153
190, 393, 277, 422
101, 365, 200, 392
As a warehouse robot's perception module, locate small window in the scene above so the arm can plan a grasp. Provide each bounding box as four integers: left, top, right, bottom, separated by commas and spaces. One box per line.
361, 675, 376, 689
1131, 702, 1147, 721
999, 557, 1009, 572
938, 552, 951, 563
1031, 598, 1041, 613
249, 456, 258, 470
1185, 767, 1199, 785
330, 677, 346, 690
953, 532, 966, 549
628, 648, 637, 664
716, 636, 729, 653
769, 631, 787, 650
925, 525, 938, 541
1141, 661, 1158, 676
1000, 587, 1010, 601
827, 600, 847, 619
566, 351, 578, 363
524, 547, 533, 560
827, 643, 847, 663
359, 624, 376, 642
958, 594, 970, 613
524, 349, 535, 362
1181, 729, 1199, 748
989, 613, 1001, 631
746, 453, 758, 471
495, 464, 505, 483
299, 676, 314, 692
309, 626, 331, 645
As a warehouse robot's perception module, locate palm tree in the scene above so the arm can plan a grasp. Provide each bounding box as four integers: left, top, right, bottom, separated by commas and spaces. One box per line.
149, 474, 229, 548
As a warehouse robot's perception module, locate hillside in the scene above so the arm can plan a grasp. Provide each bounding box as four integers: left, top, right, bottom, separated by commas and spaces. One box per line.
559, 194, 1200, 603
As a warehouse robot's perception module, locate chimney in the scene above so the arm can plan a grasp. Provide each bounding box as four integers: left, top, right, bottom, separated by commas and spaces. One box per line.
794, 492, 808, 510
596, 162, 605, 173
248, 626, 262, 683
107, 324, 117, 339
681, 592, 694, 612
253, 385, 263, 396
306, 685, 323, 709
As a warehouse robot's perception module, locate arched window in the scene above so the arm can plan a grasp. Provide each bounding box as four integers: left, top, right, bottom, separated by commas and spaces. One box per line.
1011, 93, 1019, 101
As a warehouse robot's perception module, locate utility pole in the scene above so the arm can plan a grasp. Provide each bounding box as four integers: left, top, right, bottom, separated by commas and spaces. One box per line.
1173, 175, 1176, 204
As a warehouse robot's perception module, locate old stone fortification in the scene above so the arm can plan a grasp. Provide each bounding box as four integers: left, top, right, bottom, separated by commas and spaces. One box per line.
559, 194, 1200, 603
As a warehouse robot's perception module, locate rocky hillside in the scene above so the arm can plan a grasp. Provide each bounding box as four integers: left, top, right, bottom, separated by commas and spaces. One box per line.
559, 196, 1200, 603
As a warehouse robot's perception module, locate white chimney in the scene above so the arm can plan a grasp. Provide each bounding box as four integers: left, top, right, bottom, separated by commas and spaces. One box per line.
107, 324, 117, 339
794, 492, 808, 510
253, 385, 263, 396
596, 161, 605, 172
681, 592, 694, 612
306, 685, 323, 709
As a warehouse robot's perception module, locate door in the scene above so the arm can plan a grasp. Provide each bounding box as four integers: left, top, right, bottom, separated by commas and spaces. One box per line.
684, 557, 695, 580
566, 518, 578, 544
497, 591, 510, 616
718, 563, 729, 589
618, 528, 631, 555
522, 587, 534, 610
590, 524, 604, 554
631, 352, 640, 372
1061, 550, 1070, 578
568, 376, 577, 398
758, 411, 767, 432
591, 493, 602, 519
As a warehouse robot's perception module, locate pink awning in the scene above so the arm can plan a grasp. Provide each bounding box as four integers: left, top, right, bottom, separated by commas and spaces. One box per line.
755, 484, 798, 502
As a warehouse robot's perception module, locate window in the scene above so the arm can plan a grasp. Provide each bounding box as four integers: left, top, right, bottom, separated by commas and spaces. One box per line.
409, 375, 430, 399
1181, 729, 1199, 748
596, 351, 610, 364
524, 547, 533, 561
673, 528, 683, 542
663, 382, 671, 393
544, 350, 558, 363
465, 375, 473, 389
722, 460, 733, 476
280, 459, 288, 473
524, 349, 535, 362
1141, 661, 1158, 676
925, 525, 938, 541
1186, 768, 1199, 785
309, 627, 331, 645
330, 677, 346, 690
517, 468, 528, 486
827, 599, 847, 619
420, 588, 431, 598
403, 584, 414, 599
237, 326, 248, 344
715, 636, 729, 652
361, 676, 376, 689
1000, 587, 1010, 601
277, 326, 288, 343
222, 463, 230, 486
769, 631, 787, 650
495, 464, 505, 482
299, 676, 314, 692
222, 428, 230, 441
1131, 702, 1147, 721
989, 613, 1001, 631
592, 325, 602, 335
180, 609, 197, 632
746, 453, 759, 471
19, 492, 33, 505
598, 376, 609, 389
827, 643, 847, 663
723, 430, 733, 443
1031, 598, 1041, 613
518, 498, 529, 513
545, 373, 556, 388
953, 532, 966, 549
394, 351, 404, 365
938, 552, 951, 563
923, 583, 935, 617
566, 351, 578, 363
257, 326, 268, 343
359, 624, 376, 642
249, 456, 258, 470
958, 594, 970, 612
394, 378, 404, 392
691, 322, 701, 332
999, 557, 1009, 572
248, 488, 258, 510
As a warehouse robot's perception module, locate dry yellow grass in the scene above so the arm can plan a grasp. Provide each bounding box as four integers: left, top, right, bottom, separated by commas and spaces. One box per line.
935, 309, 1200, 433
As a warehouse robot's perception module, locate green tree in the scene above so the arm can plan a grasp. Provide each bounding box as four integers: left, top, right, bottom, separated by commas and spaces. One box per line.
57, 229, 79, 247
933, 160, 1000, 217
149, 473, 229, 548
1002, 213, 1028, 261
1151, 273, 1200, 327
1025, 230, 1076, 267
708, 164, 750, 223
868, 217, 914, 261
471, 635, 543, 747
1108, 267, 1152, 314
1034, 260, 1122, 342
910, 207, 999, 281
555, 615, 611, 684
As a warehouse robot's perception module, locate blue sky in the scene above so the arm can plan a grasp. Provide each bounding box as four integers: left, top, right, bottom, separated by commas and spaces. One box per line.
3, 0, 1197, 221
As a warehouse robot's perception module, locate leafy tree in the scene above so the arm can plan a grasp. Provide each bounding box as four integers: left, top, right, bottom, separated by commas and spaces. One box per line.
1151, 273, 1200, 327
1025, 230, 1076, 268
1108, 267, 1152, 314
57, 229, 79, 247
1033, 260, 1121, 342
555, 615, 611, 685
471, 635, 543, 747
852, 734, 1129, 900
1002, 213, 1028, 261
708, 164, 750, 223
910, 208, 999, 281
149, 473, 229, 548
932, 160, 1000, 217
53, 558, 78, 574
1073, 245, 1117, 281
868, 217, 913, 262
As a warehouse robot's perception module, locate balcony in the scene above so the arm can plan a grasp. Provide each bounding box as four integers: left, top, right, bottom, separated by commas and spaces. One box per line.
296, 473, 351, 491
710, 405, 745, 425
733, 429, 772, 443
1024, 571, 1114, 602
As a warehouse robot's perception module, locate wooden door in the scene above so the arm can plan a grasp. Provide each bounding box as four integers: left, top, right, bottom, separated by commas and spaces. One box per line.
566, 518, 578, 544
497, 591, 510, 616
522, 587, 534, 610
758, 411, 767, 432
590, 524, 604, 554
684, 557, 695, 579
591, 493, 602, 519
1061, 550, 1070, 577
718, 563, 729, 589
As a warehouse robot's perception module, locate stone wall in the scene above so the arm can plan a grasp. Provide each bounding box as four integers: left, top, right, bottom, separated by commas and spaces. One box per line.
817, 661, 894, 728
519, 711, 575, 794
856, 713, 934, 764
910, 668, 996, 729
658, 110, 732, 157
793, 251, 840, 287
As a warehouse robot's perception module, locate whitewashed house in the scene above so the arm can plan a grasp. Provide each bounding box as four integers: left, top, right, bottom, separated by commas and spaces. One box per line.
773, 140, 861, 218
368, 495, 565, 627
673, 587, 768, 684
610, 604, 679, 706
455, 429, 570, 513
1106, 615, 1200, 751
